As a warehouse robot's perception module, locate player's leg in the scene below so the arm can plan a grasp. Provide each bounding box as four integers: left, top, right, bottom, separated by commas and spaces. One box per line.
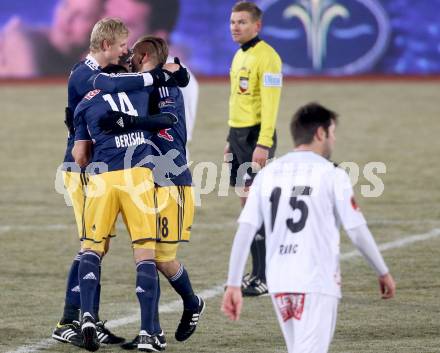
52, 171, 86, 347
92, 236, 125, 345
243, 128, 276, 296
120, 167, 162, 351
271, 293, 296, 353
91, 224, 115, 321
156, 185, 204, 342
78, 171, 121, 351
156, 257, 205, 342
80, 174, 116, 327
159, 259, 200, 311
132, 246, 161, 352
54, 172, 122, 347
79, 249, 103, 352
229, 126, 270, 296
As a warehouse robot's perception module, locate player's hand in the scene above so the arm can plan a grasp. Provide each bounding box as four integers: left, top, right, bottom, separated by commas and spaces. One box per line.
64, 107, 74, 136
99, 111, 136, 133
163, 63, 179, 73
221, 286, 243, 321
164, 57, 190, 87
150, 66, 178, 87
379, 273, 396, 299
252, 145, 269, 168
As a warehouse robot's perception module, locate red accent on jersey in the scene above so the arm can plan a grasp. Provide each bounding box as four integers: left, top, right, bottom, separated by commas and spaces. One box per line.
275, 293, 305, 322
158, 129, 174, 142
351, 196, 360, 211
84, 89, 101, 100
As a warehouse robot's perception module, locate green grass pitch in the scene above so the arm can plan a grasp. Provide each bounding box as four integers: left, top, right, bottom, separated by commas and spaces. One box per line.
0, 81, 439, 352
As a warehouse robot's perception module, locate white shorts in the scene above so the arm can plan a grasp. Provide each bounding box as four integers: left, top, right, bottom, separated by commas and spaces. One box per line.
271, 293, 339, 353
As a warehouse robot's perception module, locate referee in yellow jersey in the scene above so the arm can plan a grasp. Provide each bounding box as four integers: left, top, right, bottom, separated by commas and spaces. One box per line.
224, 1, 282, 296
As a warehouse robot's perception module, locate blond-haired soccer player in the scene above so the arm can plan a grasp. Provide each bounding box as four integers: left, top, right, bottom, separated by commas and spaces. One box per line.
222, 103, 396, 353
53, 17, 188, 347
97, 36, 204, 351
224, 1, 282, 296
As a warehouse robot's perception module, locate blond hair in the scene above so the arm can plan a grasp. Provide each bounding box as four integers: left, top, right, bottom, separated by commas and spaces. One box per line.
133, 35, 169, 66
89, 18, 129, 52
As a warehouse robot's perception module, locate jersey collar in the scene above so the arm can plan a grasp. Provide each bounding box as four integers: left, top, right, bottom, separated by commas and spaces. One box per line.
241, 36, 261, 52
85, 54, 100, 70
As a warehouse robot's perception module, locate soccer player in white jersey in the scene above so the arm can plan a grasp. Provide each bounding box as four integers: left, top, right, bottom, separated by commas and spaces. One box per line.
166, 56, 199, 144
222, 102, 396, 353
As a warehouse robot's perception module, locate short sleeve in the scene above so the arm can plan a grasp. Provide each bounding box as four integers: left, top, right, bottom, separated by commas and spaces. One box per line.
333, 168, 366, 231
238, 173, 264, 229
73, 113, 91, 141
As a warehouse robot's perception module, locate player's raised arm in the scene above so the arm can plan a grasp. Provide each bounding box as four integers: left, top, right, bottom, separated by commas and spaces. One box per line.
99, 111, 177, 133
90, 58, 189, 93
163, 57, 190, 88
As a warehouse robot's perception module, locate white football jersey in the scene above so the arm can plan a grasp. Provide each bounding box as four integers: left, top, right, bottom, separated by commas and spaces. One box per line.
239, 151, 366, 298
166, 56, 199, 141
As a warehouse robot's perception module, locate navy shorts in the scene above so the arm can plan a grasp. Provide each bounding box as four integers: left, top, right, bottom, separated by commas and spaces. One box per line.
227, 125, 276, 187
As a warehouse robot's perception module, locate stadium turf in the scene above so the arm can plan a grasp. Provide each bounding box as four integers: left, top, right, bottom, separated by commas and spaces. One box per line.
0, 82, 439, 352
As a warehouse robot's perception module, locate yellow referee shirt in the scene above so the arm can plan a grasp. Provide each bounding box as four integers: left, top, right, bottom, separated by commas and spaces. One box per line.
228, 38, 282, 148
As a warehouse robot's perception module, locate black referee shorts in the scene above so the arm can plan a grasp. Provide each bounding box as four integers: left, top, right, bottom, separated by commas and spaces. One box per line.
227, 125, 276, 187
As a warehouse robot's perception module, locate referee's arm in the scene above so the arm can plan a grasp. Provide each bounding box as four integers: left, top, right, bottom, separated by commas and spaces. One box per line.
257, 54, 282, 149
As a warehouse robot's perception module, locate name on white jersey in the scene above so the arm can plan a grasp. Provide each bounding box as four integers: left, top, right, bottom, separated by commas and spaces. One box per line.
279, 243, 298, 255
115, 132, 147, 148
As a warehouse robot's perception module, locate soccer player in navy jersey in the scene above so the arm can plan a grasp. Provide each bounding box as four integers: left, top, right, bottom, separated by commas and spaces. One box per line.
142, 36, 205, 347
100, 36, 205, 350
72, 61, 177, 351
53, 17, 189, 348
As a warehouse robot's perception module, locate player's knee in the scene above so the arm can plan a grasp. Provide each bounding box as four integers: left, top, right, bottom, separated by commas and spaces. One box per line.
157, 259, 181, 278
133, 246, 155, 263
81, 247, 104, 257
103, 238, 111, 255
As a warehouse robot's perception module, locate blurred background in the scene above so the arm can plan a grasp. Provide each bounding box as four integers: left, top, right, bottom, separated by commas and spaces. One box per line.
1, 1, 440, 352
1, 0, 440, 78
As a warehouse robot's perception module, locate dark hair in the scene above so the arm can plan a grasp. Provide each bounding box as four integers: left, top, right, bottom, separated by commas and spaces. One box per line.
102, 64, 129, 74
137, 0, 180, 32
232, 1, 263, 21
133, 35, 168, 66
290, 102, 338, 146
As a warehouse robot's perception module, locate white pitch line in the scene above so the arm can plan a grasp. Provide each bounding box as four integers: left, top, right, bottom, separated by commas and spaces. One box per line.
2, 220, 440, 235
6, 228, 440, 353
341, 228, 440, 260
7, 339, 54, 353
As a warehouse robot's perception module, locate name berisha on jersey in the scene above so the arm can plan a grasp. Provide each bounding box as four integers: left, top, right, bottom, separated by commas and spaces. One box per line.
115, 131, 147, 148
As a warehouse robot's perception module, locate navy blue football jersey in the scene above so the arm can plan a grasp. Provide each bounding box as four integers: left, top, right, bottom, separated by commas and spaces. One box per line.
64, 56, 101, 166
150, 86, 192, 186
64, 55, 147, 167
74, 87, 156, 173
